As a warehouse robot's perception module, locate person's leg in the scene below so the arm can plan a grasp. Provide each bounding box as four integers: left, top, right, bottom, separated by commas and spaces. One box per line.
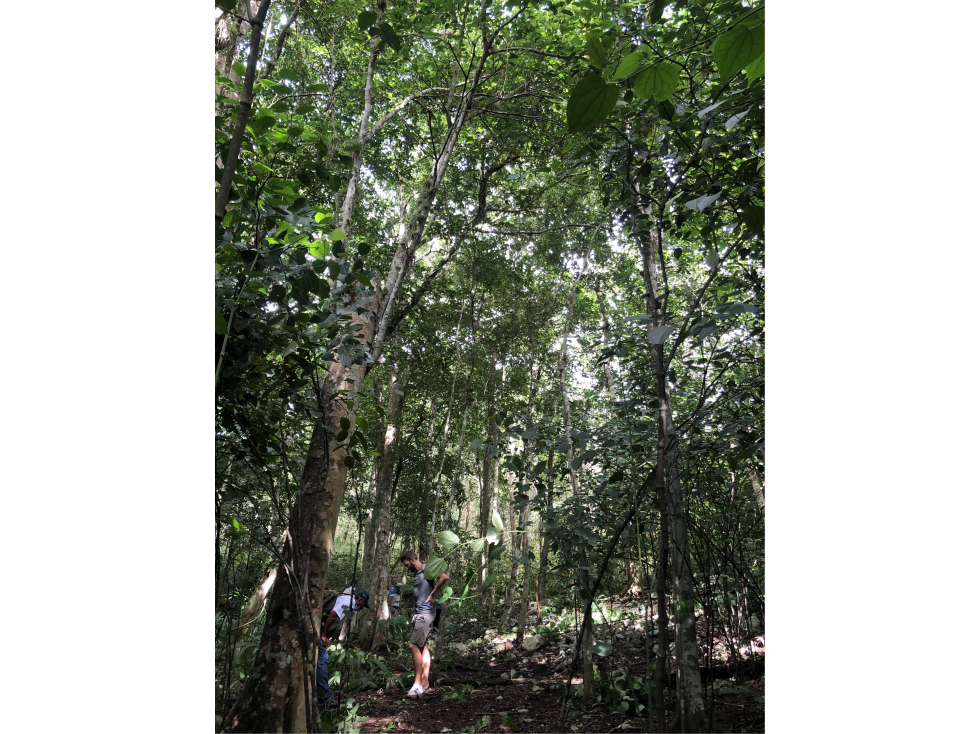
409, 642, 423, 687
420, 645, 431, 688
316, 638, 332, 704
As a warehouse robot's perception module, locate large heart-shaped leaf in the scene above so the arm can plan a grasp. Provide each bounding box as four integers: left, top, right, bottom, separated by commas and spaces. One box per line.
357, 10, 377, 32
589, 641, 614, 657
746, 52, 765, 84
613, 49, 646, 80
437, 530, 461, 551
424, 556, 448, 580
634, 62, 680, 101
491, 509, 505, 533
647, 324, 675, 345
567, 75, 619, 132
584, 32, 607, 69
216, 308, 228, 335
377, 23, 402, 52
711, 24, 764, 82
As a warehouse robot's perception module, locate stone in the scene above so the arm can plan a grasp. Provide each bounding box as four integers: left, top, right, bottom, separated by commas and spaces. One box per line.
521, 634, 542, 651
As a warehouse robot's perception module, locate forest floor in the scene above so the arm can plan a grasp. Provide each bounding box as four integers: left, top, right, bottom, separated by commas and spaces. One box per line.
329, 606, 765, 734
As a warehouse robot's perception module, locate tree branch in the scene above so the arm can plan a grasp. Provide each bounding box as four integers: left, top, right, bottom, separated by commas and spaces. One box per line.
215, 0, 273, 235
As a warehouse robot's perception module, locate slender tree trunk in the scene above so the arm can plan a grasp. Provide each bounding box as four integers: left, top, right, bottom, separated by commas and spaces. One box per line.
503, 473, 518, 619
419, 397, 438, 554
479, 353, 498, 622
358, 362, 408, 649
215, 0, 273, 233
641, 216, 708, 732
427, 300, 471, 551
536, 449, 554, 606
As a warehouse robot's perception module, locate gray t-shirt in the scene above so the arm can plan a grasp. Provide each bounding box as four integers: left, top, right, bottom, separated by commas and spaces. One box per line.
413, 564, 436, 615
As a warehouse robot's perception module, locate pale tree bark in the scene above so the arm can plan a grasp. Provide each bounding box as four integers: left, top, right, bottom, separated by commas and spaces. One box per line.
357, 361, 408, 650
514, 362, 541, 643
640, 215, 708, 732
479, 352, 498, 623
230, 4, 501, 727
503, 472, 518, 618
748, 462, 765, 513
215, 2, 258, 94
536, 448, 554, 606
557, 262, 595, 702
261, 0, 302, 80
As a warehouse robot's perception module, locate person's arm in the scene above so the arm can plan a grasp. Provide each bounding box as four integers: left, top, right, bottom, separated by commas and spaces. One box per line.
426, 573, 450, 604
321, 609, 339, 643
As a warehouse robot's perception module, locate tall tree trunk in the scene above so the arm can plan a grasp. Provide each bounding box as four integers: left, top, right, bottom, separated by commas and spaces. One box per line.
427, 298, 471, 552
641, 216, 708, 732
215, 0, 273, 234
418, 397, 438, 554
229, 5, 499, 726
358, 361, 408, 649
479, 353, 498, 623
536, 449, 554, 606
443, 388, 474, 526
503, 473, 518, 620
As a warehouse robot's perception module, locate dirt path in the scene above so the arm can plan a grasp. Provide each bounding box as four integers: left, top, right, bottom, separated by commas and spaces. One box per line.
340, 619, 764, 733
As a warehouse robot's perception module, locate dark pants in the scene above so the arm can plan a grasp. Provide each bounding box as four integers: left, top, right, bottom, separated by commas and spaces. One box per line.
316, 638, 331, 703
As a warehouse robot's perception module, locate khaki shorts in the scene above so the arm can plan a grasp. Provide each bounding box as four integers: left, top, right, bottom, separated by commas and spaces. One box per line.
410, 613, 435, 648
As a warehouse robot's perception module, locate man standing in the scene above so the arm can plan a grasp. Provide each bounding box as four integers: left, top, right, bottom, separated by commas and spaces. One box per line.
317, 589, 370, 711
398, 550, 449, 698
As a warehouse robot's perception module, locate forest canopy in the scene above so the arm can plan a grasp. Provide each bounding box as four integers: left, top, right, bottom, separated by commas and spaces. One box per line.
215, 1, 764, 731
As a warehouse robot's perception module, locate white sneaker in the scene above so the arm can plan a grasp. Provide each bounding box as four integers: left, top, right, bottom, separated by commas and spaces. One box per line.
406, 684, 424, 698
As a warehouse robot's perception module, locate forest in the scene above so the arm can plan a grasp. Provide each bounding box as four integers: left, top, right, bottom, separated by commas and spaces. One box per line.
214, 1, 764, 732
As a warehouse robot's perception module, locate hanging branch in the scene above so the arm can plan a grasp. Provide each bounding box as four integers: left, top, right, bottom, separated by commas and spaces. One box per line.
215, 0, 273, 236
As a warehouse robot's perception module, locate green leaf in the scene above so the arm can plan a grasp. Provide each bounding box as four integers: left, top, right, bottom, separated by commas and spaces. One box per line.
216, 308, 228, 335
357, 242, 370, 256
588, 641, 613, 657
440, 586, 453, 600
685, 192, 722, 211
357, 10, 377, 31
634, 63, 680, 102
584, 32, 607, 69
742, 205, 764, 236
470, 439, 483, 451
567, 75, 619, 133
711, 24, 764, 82
486, 525, 501, 545
309, 240, 327, 258
746, 52, 765, 84
231, 61, 246, 78
282, 340, 299, 358
377, 23, 402, 52
314, 211, 331, 224
491, 509, 505, 532
437, 530, 461, 550
343, 455, 355, 468
608, 470, 624, 484
706, 249, 720, 270
481, 572, 497, 592
647, 324, 675, 345
326, 260, 340, 279
329, 228, 347, 241
340, 417, 350, 431
613, 50, 645, 80
424, 556, 448, 580
488, 542, 505, 561
215, 0, 237, 11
